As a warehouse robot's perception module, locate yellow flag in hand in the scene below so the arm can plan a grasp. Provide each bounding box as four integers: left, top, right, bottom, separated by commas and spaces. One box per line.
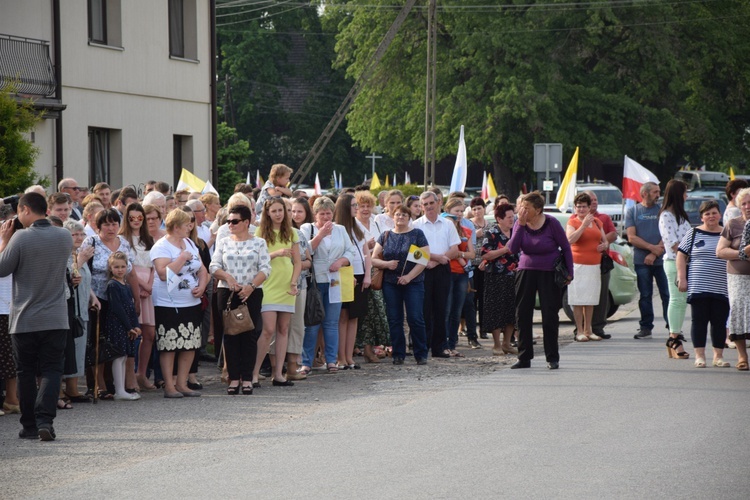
406, 245, 430, 266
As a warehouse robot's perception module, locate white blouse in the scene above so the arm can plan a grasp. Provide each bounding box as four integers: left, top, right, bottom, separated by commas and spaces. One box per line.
658, 210, 691, 260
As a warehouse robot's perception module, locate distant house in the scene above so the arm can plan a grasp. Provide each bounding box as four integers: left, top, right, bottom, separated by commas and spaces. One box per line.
0, 0, 215, 191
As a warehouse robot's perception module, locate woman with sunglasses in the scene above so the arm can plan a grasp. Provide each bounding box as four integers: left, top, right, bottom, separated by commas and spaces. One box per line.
254, 197, 301, 387
210, 206, 270, 394
119, 203, 157, 390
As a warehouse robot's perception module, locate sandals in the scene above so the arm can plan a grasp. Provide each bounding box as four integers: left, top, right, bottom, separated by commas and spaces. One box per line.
298, 366, 312, 376
736, 360, 749, 371
576, 334, 589, 342
712, 358, 730, 368
57, 398, 73, 410
449, 350, 465, 358
666, 334, 690, 359
97, 391, 114, 400
694, 358, 706, 368
241, 385, 253, 395
64, 392, 92, 403
227, 385, 240, 395
326, 363, 338, 373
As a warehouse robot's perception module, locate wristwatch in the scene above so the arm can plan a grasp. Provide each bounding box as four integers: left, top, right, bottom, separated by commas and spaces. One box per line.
249, 283, 257, 290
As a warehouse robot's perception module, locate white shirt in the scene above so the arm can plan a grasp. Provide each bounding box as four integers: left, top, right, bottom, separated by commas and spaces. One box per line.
150, 237, 202, 308
413, 215, 461, 255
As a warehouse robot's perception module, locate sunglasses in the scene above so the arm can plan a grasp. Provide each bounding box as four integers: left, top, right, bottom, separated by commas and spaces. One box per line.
128, 215, 144, 222
227, 219, 245, 225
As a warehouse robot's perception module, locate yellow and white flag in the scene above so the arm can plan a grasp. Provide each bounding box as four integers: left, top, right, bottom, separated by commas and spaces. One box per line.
406, 245, 430, 266
176, 168, 206, 193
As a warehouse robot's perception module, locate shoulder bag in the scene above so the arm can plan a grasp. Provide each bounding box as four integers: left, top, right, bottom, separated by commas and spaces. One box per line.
304, 224, 326, 326
553, 250, 569, 288
370, 230, 390, 291
222, 292, 254, 336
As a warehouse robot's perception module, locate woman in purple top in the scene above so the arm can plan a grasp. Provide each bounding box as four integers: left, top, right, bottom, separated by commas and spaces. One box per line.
507, 192, 573, 370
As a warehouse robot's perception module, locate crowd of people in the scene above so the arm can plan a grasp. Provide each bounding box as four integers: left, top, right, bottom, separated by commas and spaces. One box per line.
1, 167, 749, 441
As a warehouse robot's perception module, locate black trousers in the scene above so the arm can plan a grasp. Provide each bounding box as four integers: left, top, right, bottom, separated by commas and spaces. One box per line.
591, 268, 611, 335
690, 296, 730, 349
423, 264, 450, 355
515, 270, 562, 363
216, 287, 263, 381
12, 330, 67, 431
474, 269, 485, 333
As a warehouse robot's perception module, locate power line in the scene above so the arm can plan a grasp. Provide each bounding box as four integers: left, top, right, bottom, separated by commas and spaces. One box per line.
217, 4, 312, 26
216, 0, 293, 18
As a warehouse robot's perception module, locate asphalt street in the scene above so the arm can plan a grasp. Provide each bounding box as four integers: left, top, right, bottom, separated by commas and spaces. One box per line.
2, 297, 749, 499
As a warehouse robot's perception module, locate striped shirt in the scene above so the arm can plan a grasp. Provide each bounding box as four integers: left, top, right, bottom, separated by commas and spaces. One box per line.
677, 228, 727, 300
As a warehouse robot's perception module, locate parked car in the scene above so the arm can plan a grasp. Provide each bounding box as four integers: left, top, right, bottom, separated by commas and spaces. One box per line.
674, 170, 729, 192
685, 196, 727, 226
556, 181, 626, 231
485, 211, 638, 320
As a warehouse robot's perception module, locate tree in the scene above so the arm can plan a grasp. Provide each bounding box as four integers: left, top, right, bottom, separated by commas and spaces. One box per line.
328, 0, 750, 192
0, 86, 43, 195
217, 121, 251, 201
217, 4, 364, 187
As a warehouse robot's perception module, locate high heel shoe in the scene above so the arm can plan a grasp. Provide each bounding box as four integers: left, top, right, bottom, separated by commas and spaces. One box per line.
666, 334, 690, 359
227, 385, 240, 395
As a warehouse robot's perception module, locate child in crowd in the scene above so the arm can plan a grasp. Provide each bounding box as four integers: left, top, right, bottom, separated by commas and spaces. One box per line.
105, 252, 142, 401
255, 164, 294, 218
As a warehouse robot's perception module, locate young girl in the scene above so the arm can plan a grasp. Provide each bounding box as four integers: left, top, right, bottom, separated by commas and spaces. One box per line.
105, 252, 142, 401
254, 163, 294, 218
254, 197, 301, 387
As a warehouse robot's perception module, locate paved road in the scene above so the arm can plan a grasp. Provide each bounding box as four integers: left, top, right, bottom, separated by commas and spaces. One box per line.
3, 299, 749, 499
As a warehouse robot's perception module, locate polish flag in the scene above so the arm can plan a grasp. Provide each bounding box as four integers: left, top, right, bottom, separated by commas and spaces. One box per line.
623, 156, 660, 202
314, 173, 322, 195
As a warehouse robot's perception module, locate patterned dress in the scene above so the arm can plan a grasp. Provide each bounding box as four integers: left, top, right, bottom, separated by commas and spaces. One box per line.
481, 226, 519, 331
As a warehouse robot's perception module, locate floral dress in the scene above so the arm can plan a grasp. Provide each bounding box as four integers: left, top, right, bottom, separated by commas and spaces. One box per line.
481, 226, 519, 331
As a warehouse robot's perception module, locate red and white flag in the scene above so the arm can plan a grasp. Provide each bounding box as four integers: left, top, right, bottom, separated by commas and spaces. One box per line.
623, 156, 659, 202
314, 172, 322, 195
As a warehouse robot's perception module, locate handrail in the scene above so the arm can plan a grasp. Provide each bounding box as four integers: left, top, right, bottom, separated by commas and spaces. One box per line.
0, 33, 57, 97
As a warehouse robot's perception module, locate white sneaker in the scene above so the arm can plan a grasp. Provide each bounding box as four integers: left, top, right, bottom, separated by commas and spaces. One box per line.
114, 392, 141, 401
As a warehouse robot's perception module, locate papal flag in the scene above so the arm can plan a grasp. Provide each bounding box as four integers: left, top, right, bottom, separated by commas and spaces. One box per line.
175, 168, 206, 193
406, 245, 430, 266
555, 146, 579, 212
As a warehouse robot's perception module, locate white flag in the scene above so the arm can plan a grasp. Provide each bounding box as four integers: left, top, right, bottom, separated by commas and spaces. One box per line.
449, 125, 467, 193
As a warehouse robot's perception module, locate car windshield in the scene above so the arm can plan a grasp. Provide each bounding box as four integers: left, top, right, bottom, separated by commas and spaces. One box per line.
590, 189, 622, 205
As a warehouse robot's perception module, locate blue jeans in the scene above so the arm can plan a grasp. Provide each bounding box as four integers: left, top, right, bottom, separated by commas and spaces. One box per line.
634, 264, 670, 332
446, 273, 469, 349
462, 276, 478, 340
302, 283, 342, 366
382, 281, 428, 361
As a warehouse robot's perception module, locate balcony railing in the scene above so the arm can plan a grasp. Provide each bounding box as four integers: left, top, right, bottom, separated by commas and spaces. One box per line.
0, 33, 56, 97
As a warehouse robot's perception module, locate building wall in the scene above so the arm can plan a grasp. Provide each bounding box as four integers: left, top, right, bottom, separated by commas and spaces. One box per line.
1, 0, 212, 191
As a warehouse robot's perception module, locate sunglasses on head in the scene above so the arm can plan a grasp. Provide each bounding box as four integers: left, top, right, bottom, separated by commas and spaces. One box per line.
227, 218, 245, 225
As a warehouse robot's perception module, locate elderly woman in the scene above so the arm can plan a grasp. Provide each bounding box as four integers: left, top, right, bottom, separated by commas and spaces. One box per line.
676, 201, 729, 368
481, 203, 519, 356
566, 193, 608, 342
659, 179, 691, 359
80, 208, 135, 399
722, 179, 748, 226
299, 197, 358, 374
374, 189, 405, 231
61, 220, 100, 402
210, 206, 270, 394
354, 190, 390, 363
507, 192, 573, 370
718, 187, 750, 371
151, 209, 209, 398
372, 205, 429, 365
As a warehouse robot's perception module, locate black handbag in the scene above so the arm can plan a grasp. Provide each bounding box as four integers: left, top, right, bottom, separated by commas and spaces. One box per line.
304, 225, 325, 327
600, 252, 615, 274
553, 251, 569, 288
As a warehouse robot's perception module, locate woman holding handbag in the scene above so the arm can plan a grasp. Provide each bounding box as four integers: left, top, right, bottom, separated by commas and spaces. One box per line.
210, 206, 270, 395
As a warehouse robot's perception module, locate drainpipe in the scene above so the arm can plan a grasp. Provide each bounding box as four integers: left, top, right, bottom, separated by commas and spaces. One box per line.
53, 0, 63, 186
209, 0, 218, 186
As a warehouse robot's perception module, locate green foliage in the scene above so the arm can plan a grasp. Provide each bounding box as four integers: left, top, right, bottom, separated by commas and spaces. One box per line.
0, 87, 43, 195
216, 121, 252, 201
328, 0, 750, 192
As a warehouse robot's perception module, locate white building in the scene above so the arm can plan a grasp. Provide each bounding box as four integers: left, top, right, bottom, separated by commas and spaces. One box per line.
0, 0, 216, 192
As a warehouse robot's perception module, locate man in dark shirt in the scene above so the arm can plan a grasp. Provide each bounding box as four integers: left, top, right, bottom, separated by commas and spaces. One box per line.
0, 193, 73, 441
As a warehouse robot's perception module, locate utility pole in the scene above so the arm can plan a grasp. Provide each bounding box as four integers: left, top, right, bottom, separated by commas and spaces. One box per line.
365, 152, 382, 178
423, 0, 437, 188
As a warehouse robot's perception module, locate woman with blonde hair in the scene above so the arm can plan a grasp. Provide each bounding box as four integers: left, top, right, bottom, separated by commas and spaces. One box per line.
253, 197, 301, 386
374, 189, 405, 231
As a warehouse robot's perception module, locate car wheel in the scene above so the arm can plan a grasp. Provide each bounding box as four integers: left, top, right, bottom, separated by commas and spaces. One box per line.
562, 288, 574, 322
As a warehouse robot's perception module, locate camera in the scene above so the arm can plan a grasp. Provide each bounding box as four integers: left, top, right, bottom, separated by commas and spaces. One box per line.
2, 194, 20, 213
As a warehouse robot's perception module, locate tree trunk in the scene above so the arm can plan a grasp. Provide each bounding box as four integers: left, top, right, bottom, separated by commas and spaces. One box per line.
491, 153, 519, 198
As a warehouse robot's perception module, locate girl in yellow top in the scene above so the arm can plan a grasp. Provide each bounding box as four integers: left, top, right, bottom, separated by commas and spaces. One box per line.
254, 198, 301, 386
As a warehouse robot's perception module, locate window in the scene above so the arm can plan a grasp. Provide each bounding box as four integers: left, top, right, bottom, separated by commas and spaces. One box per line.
88, 0, 122, 47
169, 0, 198, 60
173, 135, 194, 187
89, 127, 122, 187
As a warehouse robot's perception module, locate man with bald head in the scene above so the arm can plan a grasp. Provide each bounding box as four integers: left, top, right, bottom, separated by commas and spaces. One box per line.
58, 178, 83, 220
